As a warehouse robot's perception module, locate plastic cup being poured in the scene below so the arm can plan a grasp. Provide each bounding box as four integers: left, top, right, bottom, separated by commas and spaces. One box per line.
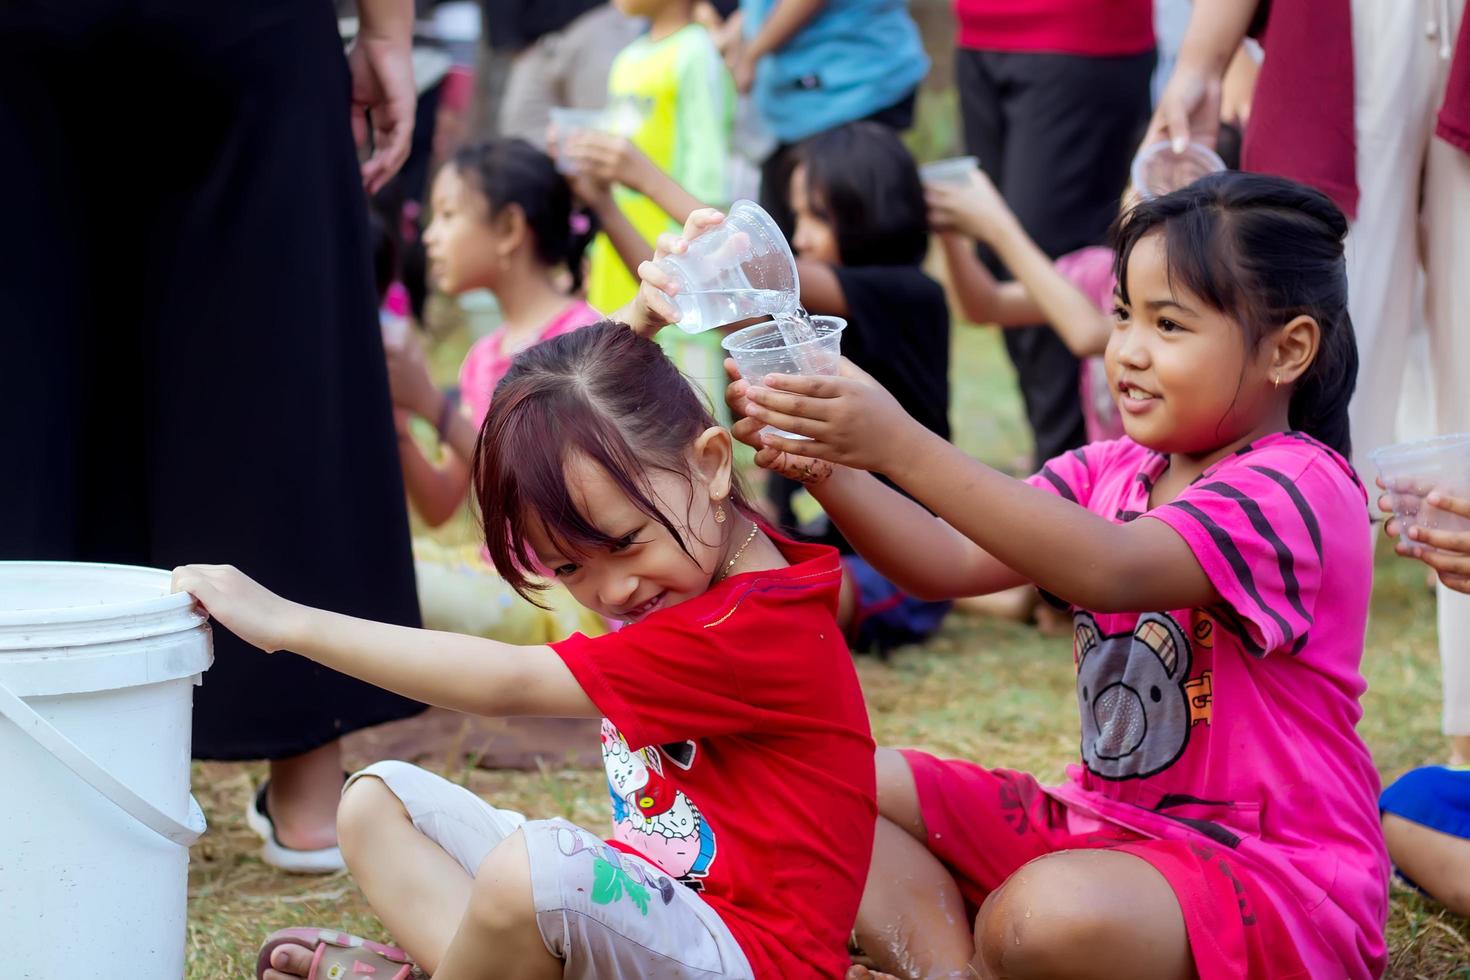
1130, 141, 1227, 200
1371, 433, 1470, 549
722, 316, 845, 441
653, 200, 801, 335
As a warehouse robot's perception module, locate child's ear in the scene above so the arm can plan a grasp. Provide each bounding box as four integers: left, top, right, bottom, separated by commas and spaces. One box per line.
1271, 314, 1320, 387
691, 426, 734, 505
495, 203, 529, 260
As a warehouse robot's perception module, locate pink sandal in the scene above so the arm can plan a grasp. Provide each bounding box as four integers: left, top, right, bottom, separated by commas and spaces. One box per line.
256, 927, 413, 980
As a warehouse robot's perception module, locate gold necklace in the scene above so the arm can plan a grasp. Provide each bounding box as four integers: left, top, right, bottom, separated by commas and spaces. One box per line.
716, 520, 760, 583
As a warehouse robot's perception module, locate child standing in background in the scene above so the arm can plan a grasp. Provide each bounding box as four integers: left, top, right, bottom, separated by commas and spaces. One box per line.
386, 140, 606, 645
564, 0, 735, 416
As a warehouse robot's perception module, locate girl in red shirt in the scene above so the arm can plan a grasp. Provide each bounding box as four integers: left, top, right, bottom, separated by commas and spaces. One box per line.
175, 215, 877, 980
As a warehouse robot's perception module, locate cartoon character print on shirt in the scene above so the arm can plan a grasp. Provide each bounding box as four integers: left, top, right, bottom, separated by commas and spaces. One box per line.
600, 719, 717, 887
1075, 612, 1193, 780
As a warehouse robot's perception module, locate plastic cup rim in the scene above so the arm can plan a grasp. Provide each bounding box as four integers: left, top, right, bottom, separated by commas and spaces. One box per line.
1370, 432, 1470, 467
721, 315, 846, 354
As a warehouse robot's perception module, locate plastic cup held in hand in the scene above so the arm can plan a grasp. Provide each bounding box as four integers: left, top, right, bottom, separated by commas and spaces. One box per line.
548, 107, 609, 176
723, 315, 845, 441
919, 156, 980, 187
1371, 433, 1470, 548
1130, 141, 1226, 200
654, 200, 798, 333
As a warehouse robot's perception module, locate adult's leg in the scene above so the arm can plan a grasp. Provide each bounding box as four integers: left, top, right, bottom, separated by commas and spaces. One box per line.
970, 850, 1192, 980
1421, 17, 1470, 756
1343, 0, 1442, 485
267, 742, 347, 851
972, 50, 1155, 465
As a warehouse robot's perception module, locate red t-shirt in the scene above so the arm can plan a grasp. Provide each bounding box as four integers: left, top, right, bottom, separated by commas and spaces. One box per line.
953, 0, 1154, 57
551, 533, 877, 979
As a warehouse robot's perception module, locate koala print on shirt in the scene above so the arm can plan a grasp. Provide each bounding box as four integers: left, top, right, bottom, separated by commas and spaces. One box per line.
1074, 612, 1193, 780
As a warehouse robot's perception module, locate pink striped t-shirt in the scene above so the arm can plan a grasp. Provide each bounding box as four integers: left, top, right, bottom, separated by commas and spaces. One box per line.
457, 300, 602, 426
1026, 433, 1388, 978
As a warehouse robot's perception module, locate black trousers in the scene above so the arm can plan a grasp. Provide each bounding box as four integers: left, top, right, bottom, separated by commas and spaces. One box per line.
956, 47, 1155, 466
0, 0, 425, 758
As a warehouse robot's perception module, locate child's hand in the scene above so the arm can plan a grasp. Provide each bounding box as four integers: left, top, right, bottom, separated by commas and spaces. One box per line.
171, 565, 301, 653
565, 131, 651, 191
925, 170, 1014, 241
739, 359, 919, 474
726, 364, 835, 486
384, 328, 440, 420
1378, 480, 1470, 593
615, 208, 726, 338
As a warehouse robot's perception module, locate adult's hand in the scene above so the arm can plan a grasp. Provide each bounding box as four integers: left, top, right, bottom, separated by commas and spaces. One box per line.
1145, 63, 1223, 153
350, 0, 416, 194
1142, 0, 1258, 152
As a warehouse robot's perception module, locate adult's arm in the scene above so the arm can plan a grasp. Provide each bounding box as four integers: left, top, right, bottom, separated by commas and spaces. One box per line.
352, 0, 417, 192
1146, 0, 1258, 151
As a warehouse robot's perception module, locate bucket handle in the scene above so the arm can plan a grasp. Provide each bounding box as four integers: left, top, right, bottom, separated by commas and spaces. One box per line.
0, 679, 206, 847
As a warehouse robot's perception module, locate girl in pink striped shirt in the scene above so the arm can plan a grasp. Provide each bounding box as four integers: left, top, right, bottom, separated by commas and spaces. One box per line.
727, 172, 1387, 979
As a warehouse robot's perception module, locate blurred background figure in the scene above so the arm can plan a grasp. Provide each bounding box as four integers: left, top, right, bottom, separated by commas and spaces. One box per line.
0, 0, 425, 873
950, 0, 1156, 469
476, 1, 643, 146
1153, 0, 1470, 764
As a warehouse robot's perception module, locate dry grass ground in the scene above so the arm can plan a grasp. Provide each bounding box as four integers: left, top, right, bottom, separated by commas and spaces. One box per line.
185, 327, 1470, 977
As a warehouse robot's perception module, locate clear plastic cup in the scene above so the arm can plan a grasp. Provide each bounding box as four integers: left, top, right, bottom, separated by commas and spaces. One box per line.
722, 315, 845, 441
1130, 141, 1227, 200
919, 156, 980, 187
1371, 433, 1470, 548
548, 107, 608, 175
654, 200, 799, 334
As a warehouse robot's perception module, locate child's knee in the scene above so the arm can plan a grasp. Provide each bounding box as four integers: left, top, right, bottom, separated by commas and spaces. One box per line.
336, 767, 410, 852
468, 829, 538, 935
874, 747, 925, 836
972, 855, 1110, 978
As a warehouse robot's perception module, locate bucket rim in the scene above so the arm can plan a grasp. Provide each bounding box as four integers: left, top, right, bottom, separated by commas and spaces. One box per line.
0, 561, 194, 627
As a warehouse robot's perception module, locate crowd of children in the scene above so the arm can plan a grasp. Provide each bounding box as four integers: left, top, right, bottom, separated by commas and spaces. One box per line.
166, 2, 1470, 978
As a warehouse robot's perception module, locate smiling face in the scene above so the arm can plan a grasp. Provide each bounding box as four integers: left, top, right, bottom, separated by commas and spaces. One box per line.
421, 165, 504, 296
523, 440, 733, 624
1105, 233, 1281, 457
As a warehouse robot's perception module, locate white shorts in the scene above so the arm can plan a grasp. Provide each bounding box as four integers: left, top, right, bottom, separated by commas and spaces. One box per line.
347, 761, 754, 980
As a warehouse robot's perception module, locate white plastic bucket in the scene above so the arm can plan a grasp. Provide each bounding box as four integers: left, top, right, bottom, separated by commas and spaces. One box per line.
0, 562, 212, 978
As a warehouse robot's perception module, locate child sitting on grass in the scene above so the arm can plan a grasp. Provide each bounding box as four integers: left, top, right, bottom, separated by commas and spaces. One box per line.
386, 139, 605, 644
1378, 487, 1470, 918
178, 213, 877, 980
728, 172, 1389, 978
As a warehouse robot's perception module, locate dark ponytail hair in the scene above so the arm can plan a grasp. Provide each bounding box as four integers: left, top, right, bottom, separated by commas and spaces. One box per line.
1110, 171, 1358, 459
473, 322, 752, 603
450, 138, 590, 292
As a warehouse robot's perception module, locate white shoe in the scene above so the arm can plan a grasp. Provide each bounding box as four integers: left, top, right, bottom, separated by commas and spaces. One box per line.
246, 782, 345, 874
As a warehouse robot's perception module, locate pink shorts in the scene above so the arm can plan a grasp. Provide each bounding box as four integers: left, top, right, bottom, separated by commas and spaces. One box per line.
902, 750, 1310, 980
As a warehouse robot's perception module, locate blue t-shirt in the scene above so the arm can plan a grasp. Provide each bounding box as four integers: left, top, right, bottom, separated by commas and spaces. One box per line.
741, 0, 929, 143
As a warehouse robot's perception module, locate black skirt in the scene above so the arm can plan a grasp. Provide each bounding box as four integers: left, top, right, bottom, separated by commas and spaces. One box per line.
0, 0, 425, 758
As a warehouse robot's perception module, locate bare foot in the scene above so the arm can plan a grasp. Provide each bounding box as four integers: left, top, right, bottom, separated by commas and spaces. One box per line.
261, 943, 315, 980
847, 966, 901, 980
